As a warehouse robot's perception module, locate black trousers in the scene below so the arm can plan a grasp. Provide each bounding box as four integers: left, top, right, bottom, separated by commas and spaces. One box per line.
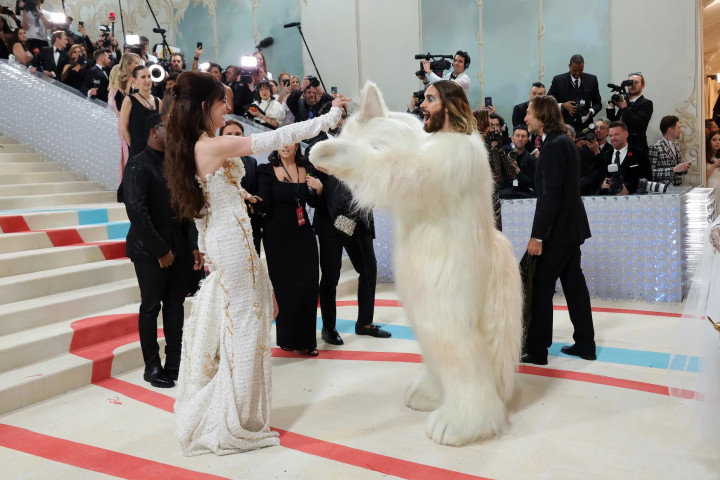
132, 258, 190, 370
318, 227, 377, 330
525, 244, 595, 357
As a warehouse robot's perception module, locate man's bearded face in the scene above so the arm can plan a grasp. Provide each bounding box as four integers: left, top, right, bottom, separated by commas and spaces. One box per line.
420, 85, 445, 133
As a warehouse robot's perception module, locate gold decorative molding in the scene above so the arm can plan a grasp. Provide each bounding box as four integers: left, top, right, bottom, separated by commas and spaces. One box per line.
475, 0, 484, 100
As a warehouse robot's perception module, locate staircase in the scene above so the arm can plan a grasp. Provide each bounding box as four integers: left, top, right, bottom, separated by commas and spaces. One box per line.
0, 135, 360, 415
0, 136, 140, 415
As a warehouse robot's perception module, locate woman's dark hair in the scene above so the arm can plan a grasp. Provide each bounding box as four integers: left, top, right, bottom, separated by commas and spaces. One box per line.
9, 28, 26, 50
219, 118, 244, 136
165, 71, 226, 219
706, 131, 720, 164
268, 144, 310, 168
131, 64, 148, 78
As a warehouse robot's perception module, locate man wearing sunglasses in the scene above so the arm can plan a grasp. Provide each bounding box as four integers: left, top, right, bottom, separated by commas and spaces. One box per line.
123, 114, 203, 389
607, 73, 653, 153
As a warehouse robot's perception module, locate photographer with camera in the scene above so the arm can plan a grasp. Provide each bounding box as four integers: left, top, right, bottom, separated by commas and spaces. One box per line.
548, 54, 602, 132
60, 43, 88, 89
286, 75, 333, 123
571, 123, 604, 195
421, 50, 470, 94
497, 125, 537, 199
607, 73, 653, 153
648, 115, 689, 186
596, 121, 651, 195
20, 0, 51, 51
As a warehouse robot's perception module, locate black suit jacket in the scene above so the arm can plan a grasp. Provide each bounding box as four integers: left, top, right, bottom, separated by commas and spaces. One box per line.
122, 147, 198, 262
531, 131, 591, 247
31, 46, 67, 78
512, 101, 529, 129
80, 65, 109, 102
606, 95, 653, 152
547, 72, 602, 129
596, 145, 652, 195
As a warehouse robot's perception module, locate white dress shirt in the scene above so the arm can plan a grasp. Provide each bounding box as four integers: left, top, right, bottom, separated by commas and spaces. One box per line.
428, 70, 470, 94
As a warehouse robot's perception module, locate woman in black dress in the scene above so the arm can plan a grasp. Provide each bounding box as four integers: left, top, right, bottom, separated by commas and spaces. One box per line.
120, 65, 160, 157
60, 44, 88, 90
257, 143, 323, 356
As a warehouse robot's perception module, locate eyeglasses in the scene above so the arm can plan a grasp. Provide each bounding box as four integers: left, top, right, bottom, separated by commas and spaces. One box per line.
628, 72, 643, 77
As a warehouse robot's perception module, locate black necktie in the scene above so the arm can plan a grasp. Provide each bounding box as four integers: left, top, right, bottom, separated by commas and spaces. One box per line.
573, 79, 579, 90
614, 151, 621, 165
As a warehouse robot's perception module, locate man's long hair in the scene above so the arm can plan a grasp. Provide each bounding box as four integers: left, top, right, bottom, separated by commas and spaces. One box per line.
529, 95, 566, 133
433, 80, 477, 135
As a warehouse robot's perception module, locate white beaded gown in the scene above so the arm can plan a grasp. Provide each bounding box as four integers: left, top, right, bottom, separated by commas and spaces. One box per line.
174, 107, 342, 456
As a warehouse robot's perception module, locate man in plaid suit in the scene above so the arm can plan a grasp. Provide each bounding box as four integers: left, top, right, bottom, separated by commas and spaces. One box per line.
648, 115, 690, 186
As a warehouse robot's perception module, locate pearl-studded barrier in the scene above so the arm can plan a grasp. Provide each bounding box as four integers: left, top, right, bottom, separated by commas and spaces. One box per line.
372, 188, 715, 302
0, 60, 120, 190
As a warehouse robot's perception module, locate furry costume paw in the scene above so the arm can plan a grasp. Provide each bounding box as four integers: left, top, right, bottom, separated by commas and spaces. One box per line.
426, 398, 505, 446
404, 374, 442, 411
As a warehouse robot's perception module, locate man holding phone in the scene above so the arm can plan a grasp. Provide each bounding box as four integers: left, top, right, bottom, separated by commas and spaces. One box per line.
648, 115, 690, 186
422, 50, 471, 94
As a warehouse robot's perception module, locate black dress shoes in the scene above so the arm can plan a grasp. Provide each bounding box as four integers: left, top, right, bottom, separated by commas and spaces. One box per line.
561, 344, 597, 360
355, 324, 391, 338
521, 353, 548, 365
143, 363, 175, 388
165, 368, 179, 381
321, 328, 344, 345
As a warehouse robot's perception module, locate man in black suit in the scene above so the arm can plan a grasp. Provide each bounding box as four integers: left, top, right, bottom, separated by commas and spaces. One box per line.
80, 49, 111, 102
522, 95, 596, 365
607, 73, 653, 152
548, 54, 603, 132
512, 81, 545, 129
30, 30, 68, 79
123, 114, 203, 388
597, 121, 652, 195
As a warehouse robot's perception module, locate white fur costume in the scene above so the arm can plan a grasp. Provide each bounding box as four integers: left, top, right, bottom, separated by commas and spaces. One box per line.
310, 83, 523, 446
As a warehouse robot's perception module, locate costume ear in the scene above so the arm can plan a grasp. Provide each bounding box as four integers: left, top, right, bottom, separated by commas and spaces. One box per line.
357, 81, 388, 123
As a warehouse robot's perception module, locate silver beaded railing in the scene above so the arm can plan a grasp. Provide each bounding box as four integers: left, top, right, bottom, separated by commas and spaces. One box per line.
0, 60, 120, 190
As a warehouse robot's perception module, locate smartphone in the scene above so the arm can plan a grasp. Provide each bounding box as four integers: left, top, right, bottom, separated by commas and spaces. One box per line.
331, 86, 337, 95
197, 42, 203, 49
78, 21, 84, 27
93, 79, 101, 85
283, 78, 290, 87
484, 96, 492, 107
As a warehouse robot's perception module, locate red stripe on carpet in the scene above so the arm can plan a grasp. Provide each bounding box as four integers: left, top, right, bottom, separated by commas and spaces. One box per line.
42, 228, 84, 246
273, 427, 493, 480
336, 299, 682, 319
93, 241, 127, 260
91, 379, 491, 480
0, 215, 30, 233
0, 424, 231, 480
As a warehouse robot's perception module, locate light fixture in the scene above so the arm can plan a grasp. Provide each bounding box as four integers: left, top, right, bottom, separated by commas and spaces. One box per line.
49, 12, 67, 23
125, 34, 140, 46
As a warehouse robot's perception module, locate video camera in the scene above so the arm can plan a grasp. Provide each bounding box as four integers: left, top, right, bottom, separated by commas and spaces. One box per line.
414, 53, 452, 78
99, 24, 111, 39
239, 55, 259, 84
608, 80, 633, 104
576, 123, 596, 142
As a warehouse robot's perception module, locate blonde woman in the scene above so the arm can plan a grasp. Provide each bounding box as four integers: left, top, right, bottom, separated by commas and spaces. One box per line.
109, 53, 141, 177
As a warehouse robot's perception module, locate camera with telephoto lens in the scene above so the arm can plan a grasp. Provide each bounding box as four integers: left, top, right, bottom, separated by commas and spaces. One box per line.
507, 150, 518, 161
608, 79, 633, 104
412, 89, 425, 101
575, 98, 591, 117
414, 53, 452, 78
576, 123, 596, 141
99, 25, 111, 39
637, 178, 668, 194
306, 75, 320, 88
486, 130, 504, 149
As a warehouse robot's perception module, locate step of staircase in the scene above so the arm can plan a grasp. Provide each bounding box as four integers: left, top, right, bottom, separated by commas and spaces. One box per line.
0, 181, 104, 196
0, 136, 18, 144
0, 152, 44, 162
0, 242, 125, 277
0, 144, 33, 153
0, 204, 127, 231
0, 222, 129, 253
0, 171, 83, 185
0, 278, 140, 336
0, 191, 117, 210
0, 162, 68, 173
0, 258, 135, 304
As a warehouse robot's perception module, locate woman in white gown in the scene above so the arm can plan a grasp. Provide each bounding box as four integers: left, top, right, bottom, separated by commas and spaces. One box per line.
669, 215, 720, 451
164, 72, 347, 456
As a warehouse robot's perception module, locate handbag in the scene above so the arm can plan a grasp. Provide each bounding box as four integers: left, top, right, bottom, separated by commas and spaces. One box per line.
333, 215, 356, 236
